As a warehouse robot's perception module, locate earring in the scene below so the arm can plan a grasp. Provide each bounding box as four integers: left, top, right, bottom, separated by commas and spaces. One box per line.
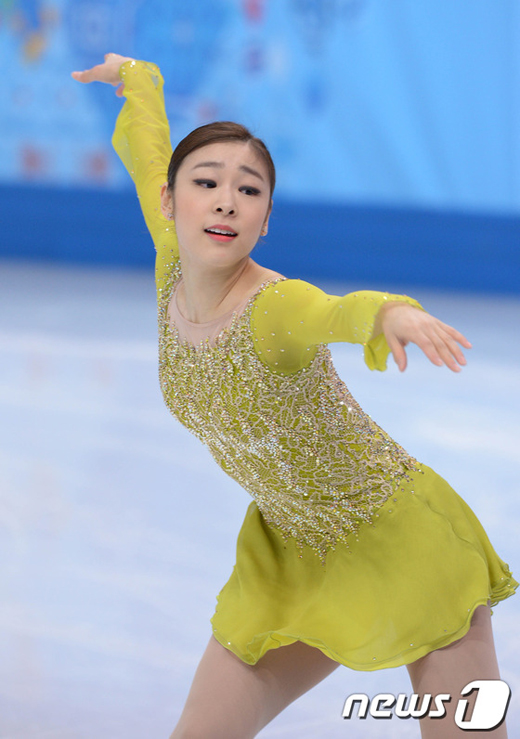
167, 213, 174, 220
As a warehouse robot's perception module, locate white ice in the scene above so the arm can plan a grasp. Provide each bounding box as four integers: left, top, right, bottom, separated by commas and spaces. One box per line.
0, 261, 518, 738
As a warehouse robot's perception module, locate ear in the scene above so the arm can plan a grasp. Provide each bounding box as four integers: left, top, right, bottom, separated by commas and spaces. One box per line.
261, 199, 273, 236
160, 183, 174, 220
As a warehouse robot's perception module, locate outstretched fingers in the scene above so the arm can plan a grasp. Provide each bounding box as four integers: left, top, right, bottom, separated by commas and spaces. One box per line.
414, 321, 471, 373
71, 64, 106, 84
387, 334, 408, 372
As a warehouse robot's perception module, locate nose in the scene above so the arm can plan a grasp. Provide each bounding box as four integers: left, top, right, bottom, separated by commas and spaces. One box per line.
215, 204, 235, 216
214, 187, 236, 216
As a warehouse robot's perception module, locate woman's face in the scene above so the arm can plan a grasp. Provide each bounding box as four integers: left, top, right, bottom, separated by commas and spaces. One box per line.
163, 141, 272, 270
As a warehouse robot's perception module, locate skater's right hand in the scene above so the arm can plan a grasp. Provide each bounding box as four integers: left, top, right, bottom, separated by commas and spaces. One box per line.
71, 53, 134, 97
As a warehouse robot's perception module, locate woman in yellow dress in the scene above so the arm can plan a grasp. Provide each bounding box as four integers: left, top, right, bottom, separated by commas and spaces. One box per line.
73, 54, 516, 738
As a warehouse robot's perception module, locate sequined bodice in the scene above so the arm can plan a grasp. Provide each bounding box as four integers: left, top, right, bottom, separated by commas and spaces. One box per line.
158, 267, 418, 560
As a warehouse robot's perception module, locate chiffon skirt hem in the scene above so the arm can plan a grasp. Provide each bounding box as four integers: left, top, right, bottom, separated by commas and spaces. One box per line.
210, 465, 517, 672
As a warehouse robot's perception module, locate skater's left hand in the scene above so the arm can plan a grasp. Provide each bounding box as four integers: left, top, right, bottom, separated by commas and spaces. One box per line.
375, 303, 472, 372
71, 52, 134, 97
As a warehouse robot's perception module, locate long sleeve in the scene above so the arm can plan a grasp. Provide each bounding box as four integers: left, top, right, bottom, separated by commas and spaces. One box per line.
250, 280, 424, 373
111, 60, 178, 298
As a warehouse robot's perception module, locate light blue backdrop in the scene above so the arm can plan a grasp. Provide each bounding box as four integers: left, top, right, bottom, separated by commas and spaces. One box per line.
1, 0, 519, 214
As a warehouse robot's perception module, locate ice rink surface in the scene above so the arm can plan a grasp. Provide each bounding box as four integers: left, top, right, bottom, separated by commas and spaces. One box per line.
0, 260, 518, 738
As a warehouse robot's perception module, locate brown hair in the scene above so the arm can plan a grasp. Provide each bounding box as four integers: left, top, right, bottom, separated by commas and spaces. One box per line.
167, 121, 276, 197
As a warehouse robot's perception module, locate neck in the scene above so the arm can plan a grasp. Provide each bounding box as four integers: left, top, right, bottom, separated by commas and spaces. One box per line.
177, 255, 258, 323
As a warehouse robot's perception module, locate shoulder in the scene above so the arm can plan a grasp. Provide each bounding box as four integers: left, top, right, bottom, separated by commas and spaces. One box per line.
250, 279, 333, 344
253, 278, 324, 309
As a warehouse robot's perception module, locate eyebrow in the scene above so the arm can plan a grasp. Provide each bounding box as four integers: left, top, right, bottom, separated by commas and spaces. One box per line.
191, 160, 265, 182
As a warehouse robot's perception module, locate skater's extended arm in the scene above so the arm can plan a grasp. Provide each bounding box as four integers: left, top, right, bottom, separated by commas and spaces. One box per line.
252, 280, 470, 373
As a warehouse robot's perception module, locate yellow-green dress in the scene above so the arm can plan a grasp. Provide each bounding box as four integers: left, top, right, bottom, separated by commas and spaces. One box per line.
112, 60, 517, 671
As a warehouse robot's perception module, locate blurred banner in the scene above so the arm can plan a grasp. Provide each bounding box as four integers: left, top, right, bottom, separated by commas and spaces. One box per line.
1, 0, 519, 291
1, 0, 519, 213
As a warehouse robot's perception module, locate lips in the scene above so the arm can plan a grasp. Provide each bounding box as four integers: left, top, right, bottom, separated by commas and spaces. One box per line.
204, 224, 238, 243
204, 224, 238, 237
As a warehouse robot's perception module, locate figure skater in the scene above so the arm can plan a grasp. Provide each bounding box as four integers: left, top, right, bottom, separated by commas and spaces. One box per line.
72, 54, 517, 738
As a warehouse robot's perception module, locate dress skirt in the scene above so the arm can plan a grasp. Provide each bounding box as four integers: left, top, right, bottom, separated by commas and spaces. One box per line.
211, 465, 517, 671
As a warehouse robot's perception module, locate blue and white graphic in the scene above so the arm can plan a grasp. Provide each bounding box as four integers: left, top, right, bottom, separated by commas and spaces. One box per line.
1, 0, 520, 213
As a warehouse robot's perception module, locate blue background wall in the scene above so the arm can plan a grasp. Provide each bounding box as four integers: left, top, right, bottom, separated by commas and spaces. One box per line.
1, 0, 519, 292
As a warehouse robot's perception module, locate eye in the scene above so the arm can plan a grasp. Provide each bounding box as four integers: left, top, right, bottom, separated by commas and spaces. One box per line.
193, 179, 216, 188
240, 185, 261, 196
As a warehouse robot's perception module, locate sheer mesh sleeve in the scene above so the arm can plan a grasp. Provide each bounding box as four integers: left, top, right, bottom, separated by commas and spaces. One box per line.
251, 280, 424, 374
111, 60, 178, 298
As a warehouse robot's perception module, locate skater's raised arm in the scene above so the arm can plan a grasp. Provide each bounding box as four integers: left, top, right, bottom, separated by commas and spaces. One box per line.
72, 54, 178, 295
